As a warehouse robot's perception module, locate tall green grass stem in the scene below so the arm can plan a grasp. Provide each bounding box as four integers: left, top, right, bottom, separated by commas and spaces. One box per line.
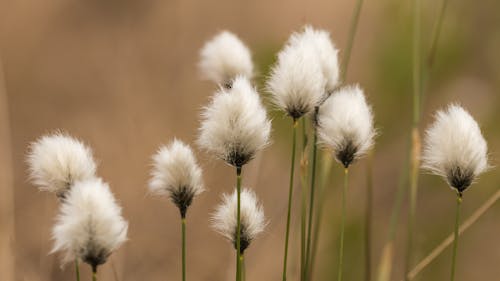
337, 168, 349, 281
450, 193, 462, 281
304, 125, 318, 280
300, 118, 309, 281
75, 259, 81, 281
182, 217, 186, 281
236, 166, 242, 281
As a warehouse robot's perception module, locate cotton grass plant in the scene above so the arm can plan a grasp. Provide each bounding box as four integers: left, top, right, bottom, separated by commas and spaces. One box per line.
149, 139, 204, 281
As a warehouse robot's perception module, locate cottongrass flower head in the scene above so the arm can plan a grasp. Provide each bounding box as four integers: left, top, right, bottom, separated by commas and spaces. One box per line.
422, 104, 489, 194
27, 132, 97, 198
198, 76, 271, 168
317, 85, 375, 168
149, 139, 204, 218
211, 188, 266, 254
267, 30, 327, 119
289, 25, 340, 92
52, 178, 128, 272
199, 31, 253, 88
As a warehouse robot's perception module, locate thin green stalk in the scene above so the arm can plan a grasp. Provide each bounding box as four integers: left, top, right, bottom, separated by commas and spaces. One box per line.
304, 125, 318, 280
300, 118, 309, 281
340, 0, 365, 82
337, 168, 349, 281
182, 217, 186, 281
282, 118, 298, 281
75, 259, 81, 281
365, 153, 373, 281
92, 267, 97, 281
241, 255, 246, 281
236, 166, 243, 281
450, 193, 462, 281
428, 0, 450, 68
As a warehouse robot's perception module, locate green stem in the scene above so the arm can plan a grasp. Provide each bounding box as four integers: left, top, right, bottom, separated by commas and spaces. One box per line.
300, 118, 308, 281
304, 125, 318, 280
450, 193, 462, 281
182, 217, 186, 281
75, 259, 81, 281
282, 118, 298, 281
428, 0, 449, 68
340, 0, 365, 82
365, 153, 373, 281
337, 168, 349, 281
241, 255, 246, 281
236, 166, 242, 281
92, 267, 97, 281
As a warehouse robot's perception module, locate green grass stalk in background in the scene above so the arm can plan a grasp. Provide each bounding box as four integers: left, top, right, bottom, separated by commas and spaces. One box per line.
282, 118, 299, 281
337, 168, 349, 281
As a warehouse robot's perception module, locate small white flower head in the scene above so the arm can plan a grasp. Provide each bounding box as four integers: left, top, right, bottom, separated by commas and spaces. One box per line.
52, 178, 128, 271
198, 76, 271, 167
422, 105, 489, 194
27, 132, 97, 198
267, 31, 327, 119
211, 188, 266, 254
149, 140, 204, 217
317, 85, 375, 168
289, 25, 340, 92
199, 31, 254, 88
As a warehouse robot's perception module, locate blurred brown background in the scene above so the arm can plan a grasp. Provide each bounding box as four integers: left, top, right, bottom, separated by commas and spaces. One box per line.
1, 0, 499, 280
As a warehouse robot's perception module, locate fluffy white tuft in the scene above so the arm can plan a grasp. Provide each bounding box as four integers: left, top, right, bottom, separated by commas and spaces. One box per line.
267, 30, 326, 118
211, 188, 266, 252
422, 104, 489, 193
149, 139, 204, 216
27, 132, 97, 197
199, 31, 254, 87
317, 85, 375, 167
51, 178, 128, 268
197, 76, 271, 167
289, 25, 340, 92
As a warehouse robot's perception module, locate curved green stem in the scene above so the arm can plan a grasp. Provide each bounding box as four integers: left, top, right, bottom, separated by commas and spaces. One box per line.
450, 193, 462, 281
337, 168, 349, 281
341, 0, 365, 82
282, 118, 298, 281
236, 166, 242, 281
182, 217, 186, 281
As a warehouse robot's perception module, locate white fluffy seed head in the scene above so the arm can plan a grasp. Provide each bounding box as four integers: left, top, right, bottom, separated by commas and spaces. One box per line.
199, 31, 254, 87
422, 104, 489, 193
211, 188, 266, 253
149, 140, 204, 217
289, 25, 340, 92
197, 76, 271, 167
317, 85, 375, 168
27, 132, 97, 197
51, 178, 128, 268
267, 29, 327, 118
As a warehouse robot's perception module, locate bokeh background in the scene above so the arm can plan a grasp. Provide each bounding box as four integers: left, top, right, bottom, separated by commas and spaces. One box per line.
1, 0, 499, 280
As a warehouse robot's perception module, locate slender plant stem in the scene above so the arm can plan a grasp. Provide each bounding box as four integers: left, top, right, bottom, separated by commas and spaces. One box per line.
182, 217, 186, 281
304, 125, 318, 280
300, 118, 309, 281
75, 259, 81, 281
365, 152, 373, 281
92, 268, 97, 281
428, 0, 450, 68
337, 168, 349, 281
241, 255, 246, 281
340, 0, 365, 82
407, 189, 500, 280
450, 193, 462, 281
282, 118, 298, 281
236, 166, 243, 281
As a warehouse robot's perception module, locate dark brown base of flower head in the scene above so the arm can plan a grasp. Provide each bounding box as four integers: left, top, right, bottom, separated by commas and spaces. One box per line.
448, 166, 473, 194
227, 150, 251, 168
336, 141, 357, 168
171, 186, 194, 219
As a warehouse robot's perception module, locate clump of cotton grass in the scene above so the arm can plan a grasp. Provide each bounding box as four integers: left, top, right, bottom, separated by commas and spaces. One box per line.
198, 76, 271, 168
52, 178, 128, 279
317, 85, 375, 168
316, 85, 375, 281
421, 104, 490, 281
27, 132, 97, 199
149, 139, 204, 218
199, 31, 253, 89
149, 139, 204, 281
421, 104, 489, 195
211, 188, 266, 254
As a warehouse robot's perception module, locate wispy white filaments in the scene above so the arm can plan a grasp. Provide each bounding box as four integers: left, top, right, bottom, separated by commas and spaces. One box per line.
422, 104, 489, 194
267, 25, 339, 119
199, 31, 254, 88
317, 85, 375, 168
197, 76, 271, 167
27, 132, 97, 198
51, 178, 128, 272
211, 188, 266, 254
149, 140, 204, 217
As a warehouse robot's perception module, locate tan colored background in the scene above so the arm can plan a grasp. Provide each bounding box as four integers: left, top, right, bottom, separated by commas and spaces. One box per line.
1, 0, 499, 280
